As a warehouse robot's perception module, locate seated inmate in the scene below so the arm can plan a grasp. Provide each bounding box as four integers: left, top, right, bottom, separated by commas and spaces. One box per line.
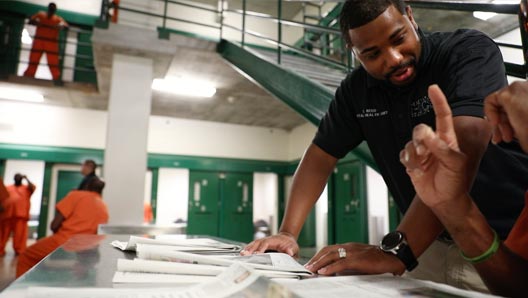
16, 178, 108, 277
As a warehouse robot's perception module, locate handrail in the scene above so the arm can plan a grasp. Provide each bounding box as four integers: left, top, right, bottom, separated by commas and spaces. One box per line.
150, 0, 220, 14
223, 23, 348, 72
98, 0, 525, 80
118, 6, 220, 30
225, 8, 341, 35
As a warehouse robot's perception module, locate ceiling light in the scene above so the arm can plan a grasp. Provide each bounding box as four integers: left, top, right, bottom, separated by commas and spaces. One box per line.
152, 77, 216, 98
21, 28, 33, 45
0, 86, 44, 103
473, 11, 497, 21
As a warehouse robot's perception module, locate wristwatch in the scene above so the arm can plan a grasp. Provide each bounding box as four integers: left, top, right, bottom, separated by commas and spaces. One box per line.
379, 231, 418, 271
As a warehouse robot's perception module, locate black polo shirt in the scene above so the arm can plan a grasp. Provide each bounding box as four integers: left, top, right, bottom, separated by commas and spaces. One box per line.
314, 29, 528, 238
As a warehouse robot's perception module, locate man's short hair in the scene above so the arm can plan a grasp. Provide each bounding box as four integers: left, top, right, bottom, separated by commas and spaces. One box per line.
84, 159, 97, 170
339, 0, 406, 46
86, 178, 105, 195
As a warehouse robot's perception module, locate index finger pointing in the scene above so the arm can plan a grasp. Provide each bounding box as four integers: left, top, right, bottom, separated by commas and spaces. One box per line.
428, 84, 458, 148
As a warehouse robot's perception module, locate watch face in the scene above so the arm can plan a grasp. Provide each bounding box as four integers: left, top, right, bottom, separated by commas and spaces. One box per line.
381, 231, 403, 250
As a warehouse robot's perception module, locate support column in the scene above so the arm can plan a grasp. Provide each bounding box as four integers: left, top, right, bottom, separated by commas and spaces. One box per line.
104, 54, 152, 224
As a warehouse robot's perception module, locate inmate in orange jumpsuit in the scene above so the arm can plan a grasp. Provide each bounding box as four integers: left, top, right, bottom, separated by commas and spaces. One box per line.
16, 190, 108, 277
144, 201, 153, 223
505, 191, 528, 260
0, 185, 35, 255
23, 11, 68, 81
0, 181, 14, 256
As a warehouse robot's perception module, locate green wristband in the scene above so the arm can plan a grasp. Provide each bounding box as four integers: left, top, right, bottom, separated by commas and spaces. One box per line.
460, 229, 500, 264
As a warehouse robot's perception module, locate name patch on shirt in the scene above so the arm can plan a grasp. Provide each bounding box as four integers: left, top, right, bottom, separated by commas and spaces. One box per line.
356, 108, 389, 118
411, 96, 433, 118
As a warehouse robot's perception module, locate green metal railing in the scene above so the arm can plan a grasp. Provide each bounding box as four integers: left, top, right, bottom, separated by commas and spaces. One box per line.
408, 0, 527, 78
99, 0, 527, 79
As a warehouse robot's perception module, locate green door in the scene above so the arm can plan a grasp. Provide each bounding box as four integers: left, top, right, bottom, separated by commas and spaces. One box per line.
56, 170, 83, 204
388, 193, 402, 231
219, 172, 253, 243
0, 12, 23, 79
187, 171, 220, 237
279, 175, 316, 247
333, 161, 368, 243
297, 208, 316, 247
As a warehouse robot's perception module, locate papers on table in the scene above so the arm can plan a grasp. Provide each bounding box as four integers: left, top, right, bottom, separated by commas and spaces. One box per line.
27, 263, 270, 298
273, 274, 498, 298
111, 236, 242, 253
111, 236, 312, 285
112, 271, 216, 284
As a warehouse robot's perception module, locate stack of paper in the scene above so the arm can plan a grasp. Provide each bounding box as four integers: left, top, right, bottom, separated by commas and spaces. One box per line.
111, 236, 242, 253
111, 236, 312, 285
28, 263, 276, 298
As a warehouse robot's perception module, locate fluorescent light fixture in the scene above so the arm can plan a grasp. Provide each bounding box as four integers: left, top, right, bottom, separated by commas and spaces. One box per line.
0, 86, 44, 103
152, 77, 216, 98
473, 11, 497, 21
21, 28, 33, 45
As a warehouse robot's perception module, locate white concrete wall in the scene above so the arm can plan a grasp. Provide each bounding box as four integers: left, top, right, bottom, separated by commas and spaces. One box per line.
287, 122, 316, 161
148, 116, 291, 161
0, 101, 107, 149
19, 0, 101, 16
0, 100, 306, 161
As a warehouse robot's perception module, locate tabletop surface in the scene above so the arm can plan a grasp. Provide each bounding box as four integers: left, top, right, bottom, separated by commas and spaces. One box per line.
0, 235, 497, 298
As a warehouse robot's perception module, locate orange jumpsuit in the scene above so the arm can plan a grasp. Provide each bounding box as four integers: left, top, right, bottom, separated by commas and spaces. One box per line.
23, 11, 67, 81
505, 192, 528, 260
0, 185, 34, 255
16, 190, 108, 277
144, 201, 153, 223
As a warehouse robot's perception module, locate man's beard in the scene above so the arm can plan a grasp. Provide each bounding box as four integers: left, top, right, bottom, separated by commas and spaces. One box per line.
384, 57, 416, 82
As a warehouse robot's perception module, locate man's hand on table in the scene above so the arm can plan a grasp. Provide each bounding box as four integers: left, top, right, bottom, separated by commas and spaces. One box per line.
240, 232, 299, 257
304, 243, 405, 276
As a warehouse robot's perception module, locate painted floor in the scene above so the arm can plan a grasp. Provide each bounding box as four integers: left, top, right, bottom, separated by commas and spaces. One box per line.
0, 238, 36, 292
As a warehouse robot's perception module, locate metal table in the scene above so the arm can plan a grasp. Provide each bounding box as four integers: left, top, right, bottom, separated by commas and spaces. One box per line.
0, 235, 496, 298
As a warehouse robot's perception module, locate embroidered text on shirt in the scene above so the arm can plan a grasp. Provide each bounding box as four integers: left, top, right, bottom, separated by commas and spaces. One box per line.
410, 96, 433, 118
356, 108, 389, 118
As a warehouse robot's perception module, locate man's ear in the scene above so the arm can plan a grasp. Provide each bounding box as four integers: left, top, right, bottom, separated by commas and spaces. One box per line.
405, 6, 418, 30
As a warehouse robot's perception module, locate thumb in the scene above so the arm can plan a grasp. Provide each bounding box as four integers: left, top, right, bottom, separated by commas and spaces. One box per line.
420, 125, 461, 168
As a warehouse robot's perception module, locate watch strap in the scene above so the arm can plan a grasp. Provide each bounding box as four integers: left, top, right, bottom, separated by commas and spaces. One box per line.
396, 243, 418, 271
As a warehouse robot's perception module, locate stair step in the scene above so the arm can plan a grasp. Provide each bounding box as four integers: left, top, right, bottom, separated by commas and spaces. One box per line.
251, 48, 347, 92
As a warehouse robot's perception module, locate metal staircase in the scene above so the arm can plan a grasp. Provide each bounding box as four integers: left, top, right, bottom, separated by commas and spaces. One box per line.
254, 48, 347, 91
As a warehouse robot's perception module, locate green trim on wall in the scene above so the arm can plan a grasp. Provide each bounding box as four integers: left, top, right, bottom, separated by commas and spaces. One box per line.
150, 168, 159, 222
37, 162, 53, 239
0, 143, 103, 165
0, 1, 99, 26
0, 143, 302, 174
148, 152, 294, 174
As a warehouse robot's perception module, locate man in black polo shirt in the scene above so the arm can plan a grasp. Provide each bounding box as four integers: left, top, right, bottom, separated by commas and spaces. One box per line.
241, 0, 528, 292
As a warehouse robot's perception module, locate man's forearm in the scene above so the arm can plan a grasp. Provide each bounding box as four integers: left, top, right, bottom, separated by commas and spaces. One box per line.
397, 196, 445, 257
432, 194, 528, 296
